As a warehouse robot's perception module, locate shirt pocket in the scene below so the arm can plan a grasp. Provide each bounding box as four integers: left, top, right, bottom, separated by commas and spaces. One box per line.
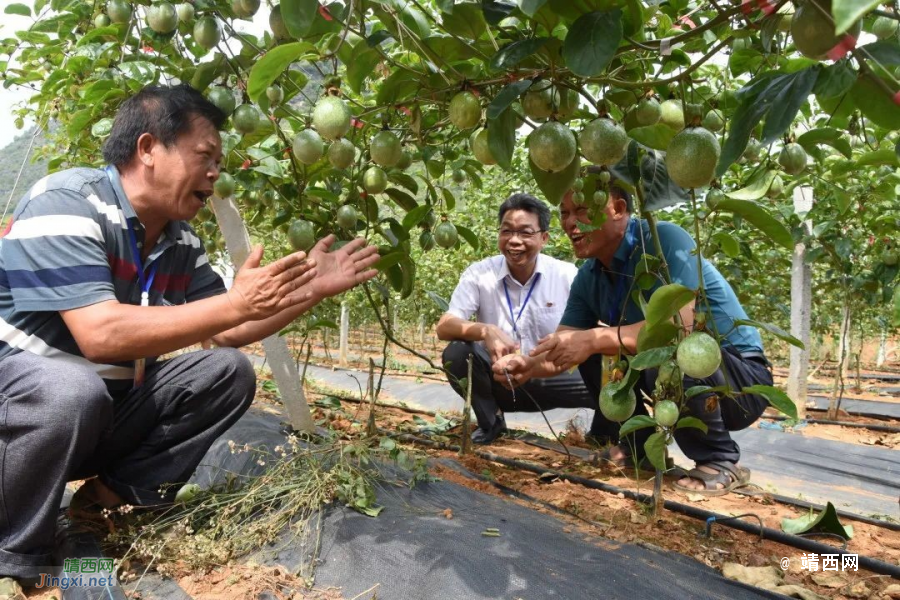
531, 305, 566, 339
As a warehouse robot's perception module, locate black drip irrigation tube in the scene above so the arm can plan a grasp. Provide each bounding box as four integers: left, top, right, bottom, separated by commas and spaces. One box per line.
390, 431, 900, 579
763, 414, 900, 433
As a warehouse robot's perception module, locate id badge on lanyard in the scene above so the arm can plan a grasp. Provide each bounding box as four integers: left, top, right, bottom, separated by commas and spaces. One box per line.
127, 225, 158, 388
503, 274, 540, 356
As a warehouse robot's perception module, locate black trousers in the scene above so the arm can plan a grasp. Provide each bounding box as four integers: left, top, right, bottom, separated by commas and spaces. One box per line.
582, 346, 773, 464
442, 341, 594, 431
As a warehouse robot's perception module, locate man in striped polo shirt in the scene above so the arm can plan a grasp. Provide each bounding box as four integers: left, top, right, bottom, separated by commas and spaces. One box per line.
0, 84, 379, 591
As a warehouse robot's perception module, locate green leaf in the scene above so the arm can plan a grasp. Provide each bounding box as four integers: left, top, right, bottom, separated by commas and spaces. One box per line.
247, 42, 314, 104
346, 43, 381, 94
356, 504, 384, 517
67, 109, 93, 138
562, 10, 622, 78
487, 107, 516, 170
389, 172, 419, 194
760, 66, 820, 146
856, 148, 900, 168
781, 502, 853, 539
742, 385, 798, 420
644, 283, 695, 329
487, 80, 532, 120
725, 171, 777, 201
530, 155, 579, 205
427, 290, 449, 312
626, 124, 676, 151
4, 3, 31, 16
456, 225, 480, 250
643, 431, 668, 472
376, 69, 419, 106
893, 285, 900, 328
490, 37, 549, 70
711, 232, 740, 258
675, 416, 708, 433
440, 3, 487, 40
384, 188, 419, 211
375, 251, 405, 271
685, 385, 711, 398
619, 415, 657, 438
849, 75, 900, 130
859, 41, 900, 66
401, 204, 431, 230
441, 187, 456, 211
629, 346, 676, 371
715, 199, 793, 250
636, 321, 680, 352
832, 0, 878, 34
281, 0, 319, 38
732, 318, 804, 349
519, 0, 548, 17
813, 60, 856, 98
797, 127, 852, 159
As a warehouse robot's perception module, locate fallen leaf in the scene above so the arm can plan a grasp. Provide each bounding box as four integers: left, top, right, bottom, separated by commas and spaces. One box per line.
810, 572, 844, 588
686, 493, 709, 502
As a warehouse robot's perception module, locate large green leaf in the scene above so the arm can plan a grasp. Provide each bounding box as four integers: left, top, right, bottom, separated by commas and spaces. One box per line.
626, 124, 676, 151
644, 284, 695, 329
487, 107, 516, 170
643, 431, 668, 471
4, 3, 30, 16
619, 415, 656, 438
629, 346, 675, 371
401, 204, 431, 230
733, 318, 804, 349
427, 290, 449, 312
376, 69, 420, 106
346, 43, 381, 94
530, 155, 579, 205
797, 127, 852, 159
456, 225, 480, 250
743, 385, 798, 420
782, 502, 853, 539
725, 171, 776, 201
675, 416, 708, 433
490, 38, 549, 70
715, 199, 793, 250
384, 188, 419, 211
281, 0, 319, 39
487, 80, 532, 119
832, 0, 878, 34
850, 75, 900, 130
441, 3, 487, 40
247, 42, 314, 104
519, 0, 548, 17
636, 321, 680, 352
562, 10, 622, 78
711, 231, 740, 258
858, 41, 900, 66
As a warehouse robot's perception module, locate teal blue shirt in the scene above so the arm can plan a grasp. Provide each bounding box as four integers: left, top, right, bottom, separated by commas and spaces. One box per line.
560, 218, 763, 353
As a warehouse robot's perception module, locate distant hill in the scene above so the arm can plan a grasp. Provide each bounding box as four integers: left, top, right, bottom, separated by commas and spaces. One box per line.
0, 127, 48, 212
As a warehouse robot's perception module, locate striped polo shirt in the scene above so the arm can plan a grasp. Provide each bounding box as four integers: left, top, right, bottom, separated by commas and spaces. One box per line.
0, 166, 225, 392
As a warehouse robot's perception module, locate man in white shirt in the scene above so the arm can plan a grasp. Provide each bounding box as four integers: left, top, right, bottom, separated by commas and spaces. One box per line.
436, 193, 593, 444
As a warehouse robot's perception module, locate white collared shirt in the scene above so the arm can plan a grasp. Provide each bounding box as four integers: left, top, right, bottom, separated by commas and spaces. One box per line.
447, 254, 578, 355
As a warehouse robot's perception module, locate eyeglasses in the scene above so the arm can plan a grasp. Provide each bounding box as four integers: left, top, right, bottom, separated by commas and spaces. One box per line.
498, 229, 545, 241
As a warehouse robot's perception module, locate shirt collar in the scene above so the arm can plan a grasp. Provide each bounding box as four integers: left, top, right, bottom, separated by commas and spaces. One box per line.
105, 165, 182, 244
499, 253, 543, 285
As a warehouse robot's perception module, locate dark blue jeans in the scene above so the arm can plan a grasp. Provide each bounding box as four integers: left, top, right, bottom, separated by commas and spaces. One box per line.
583, 345, 773, 464
0, 348, 255, 579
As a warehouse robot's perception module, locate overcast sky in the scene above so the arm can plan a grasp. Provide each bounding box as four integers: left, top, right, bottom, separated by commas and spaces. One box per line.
0, 0, 36, 147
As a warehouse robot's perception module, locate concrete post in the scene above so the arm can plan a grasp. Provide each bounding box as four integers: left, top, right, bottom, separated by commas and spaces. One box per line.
788, 186, 813, 419
339, 301, 349, 366
210, 194, 314, 432
876, 328, 887, 368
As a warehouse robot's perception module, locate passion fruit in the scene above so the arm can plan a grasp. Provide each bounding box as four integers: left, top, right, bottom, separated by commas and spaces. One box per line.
213, 172, 235, 197
522, 80, 554, 120
883, 250, 898, 266
288, 219, 316, 252
232, 104, 260, 135
369, 130, 402, 167
659, 99, 685, 131
207, 86, 235, 116
778, 142, 808, 175
176, 2, 193, 22
676, 332, 722, 379
743, 139, 762, 162
269, 4, 290, 40
528, 120, 577, 173
705, 188, 725, 210
328, 138, 356, 169
433, 220, 458, 249
767, 174, 784, 198
107, 0, 132, 24
553, 85, 579, 119
336, 205, 358, 230
635, 97, 662, 126
396, 150, 413, 170
873, 15, 899, 40
791, 0, 861, 60
292, 129, 324, 165
193, 16, 221, 49
701, 109, 725, 132
666, 126, 721, 189
580, 118, 628, 167
654, 400, 680, 428
471, 128, 496, 165
599, 385, 636, 423
419, 230, 435, 251
363, 166, 388, 194
147, 1, 177, 34
451, 168, 466, 184
312, 96, 352, 141
448, 91, 481, 130
657, 360, 682, 387
266, 84, 284, 105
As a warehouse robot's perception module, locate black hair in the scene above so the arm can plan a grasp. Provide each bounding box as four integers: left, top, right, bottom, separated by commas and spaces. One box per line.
102, 84, 227, 167
498, 193, 550, 231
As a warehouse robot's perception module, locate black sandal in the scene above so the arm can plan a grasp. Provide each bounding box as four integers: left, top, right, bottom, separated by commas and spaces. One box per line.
672, 461, 750, 497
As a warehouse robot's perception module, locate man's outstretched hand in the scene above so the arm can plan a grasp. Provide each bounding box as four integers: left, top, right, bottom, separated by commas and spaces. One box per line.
308, 235, 380, 299
228, 245, 318, 320
492, 353, 535, 389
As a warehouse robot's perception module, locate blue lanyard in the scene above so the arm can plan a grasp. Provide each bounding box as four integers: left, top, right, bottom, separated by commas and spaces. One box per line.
503, 273, 540, 337
126, 224, 159, 306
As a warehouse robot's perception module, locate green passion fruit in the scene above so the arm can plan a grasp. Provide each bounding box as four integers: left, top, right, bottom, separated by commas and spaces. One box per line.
580, 118, 628, 167
288, 219, 316, 252
528, 120, 576, 173
666, 126, 721, 189
293, 129, 324, 165
448, 91, 481, 130
312, 96, 352, 141
676, 332, 722, 379
599, 385, 636, 423
433, 220, 458, 249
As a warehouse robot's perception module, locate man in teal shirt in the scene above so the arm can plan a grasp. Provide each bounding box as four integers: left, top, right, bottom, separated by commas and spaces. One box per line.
494, 185, 773, 496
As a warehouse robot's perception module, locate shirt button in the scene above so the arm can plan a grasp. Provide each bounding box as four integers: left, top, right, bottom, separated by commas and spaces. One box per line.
137, 242, 143, 247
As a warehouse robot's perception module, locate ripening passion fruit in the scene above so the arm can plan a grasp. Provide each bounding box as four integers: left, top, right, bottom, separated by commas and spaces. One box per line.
676, 332, 722, 379
288, 219, 316, 252
232, 104, 261, 135
213, 172, 235, 198
528, 120, 576, 173
328, 138, 356, 169
635, 97, 662, 126
369, 130, 402, 167
580, 118, 628, 166
654, 400, 680, 427
599, 385, 636, 423
471, 128, 496, 165
363, 166, 388, 194
433, 220, 459, 249
336, 205, 358, 230
293, 129, 324, 165
666, 126, 721, 189
312, 96, 352, 141
448, 91, 481, 130
778, 143, 808, 175
193, 16, 221, 49
147, 2, 177, 34
791, 0, 861, 60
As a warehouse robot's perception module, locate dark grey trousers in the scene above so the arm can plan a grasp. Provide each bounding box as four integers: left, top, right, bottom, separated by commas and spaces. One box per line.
0, 348, 255, 579
443, 341, 594, 431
